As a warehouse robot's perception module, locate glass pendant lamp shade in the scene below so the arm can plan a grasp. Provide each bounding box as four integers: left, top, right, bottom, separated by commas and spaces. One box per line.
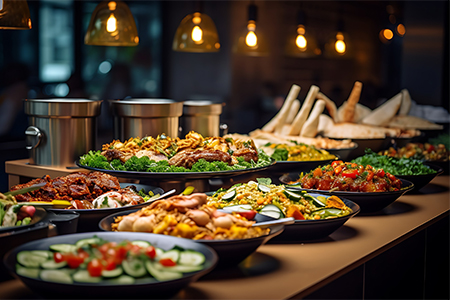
233, 4, 269, 56
85, 1, 139, 46
0, 0, 32, 30
172, 12, 220, 52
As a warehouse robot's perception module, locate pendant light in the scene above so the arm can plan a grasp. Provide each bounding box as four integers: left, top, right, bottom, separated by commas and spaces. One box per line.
0, 0, 32, 30
85, 1, 139, 46
172, 2, 220, 52
233, 2, 269, 56
324, 18, 351, 58
285, 9, 319, 57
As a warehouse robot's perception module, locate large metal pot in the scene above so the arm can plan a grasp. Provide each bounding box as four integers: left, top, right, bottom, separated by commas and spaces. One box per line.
24, 99, 102, 167
110, 99, 183, 139
181, 100, 223, 137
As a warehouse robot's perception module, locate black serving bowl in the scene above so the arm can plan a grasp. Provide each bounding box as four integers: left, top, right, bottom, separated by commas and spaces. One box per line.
4, 231, 218, 299
339, 137, 390, 161
259, 193, 360, 242
0, 209, 79, 282
269, 157, 337, 173
99, 210, 284, 267
323, 143, 358, 162
280, 175, 414, 213
48, 183, 164, 232
393, 162, 444, 192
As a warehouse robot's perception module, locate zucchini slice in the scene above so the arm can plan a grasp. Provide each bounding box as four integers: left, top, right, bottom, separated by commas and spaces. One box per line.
221, 189, 236, 201
122, 257, 147, 278
40, 259, 67, 269
259, 204, 284, 219
159, 249, 180, 263
101, 267, 123, 278
258, 183, 272, 193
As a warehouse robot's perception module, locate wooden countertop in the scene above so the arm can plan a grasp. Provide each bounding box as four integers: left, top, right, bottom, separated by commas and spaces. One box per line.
0, 176, 449, 299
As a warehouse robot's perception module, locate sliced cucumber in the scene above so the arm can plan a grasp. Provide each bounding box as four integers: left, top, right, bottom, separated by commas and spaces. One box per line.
17, 251, 48, 268
108, 275, 136, 285
122, 257, 147, 277
155, 247, 164, 258
75, 238, 102, 249
41, 259, 67, 269
283, 190, 303, 201
159, 249, 180, 263
154, 263, 203, 273
73, 270, 102, 283
222, 204, 253, 213
16, 265, 40, 279
221, 189, 236, 201
179, 250, 205, 266
145, 260, 183, 281
258, 183, 272, 193
131, 240, 151, 248
40, 269, 73, 284
259, 204, 284, 219
31, 250, 53, 259
311, 208, 343, 218
101, 267, 123, 278
49, 244, 77, 253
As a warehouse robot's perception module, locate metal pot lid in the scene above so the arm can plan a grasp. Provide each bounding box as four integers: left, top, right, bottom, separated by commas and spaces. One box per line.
109, 98, 183, 118
183, 100, 223, 115
24, 98, 102, 117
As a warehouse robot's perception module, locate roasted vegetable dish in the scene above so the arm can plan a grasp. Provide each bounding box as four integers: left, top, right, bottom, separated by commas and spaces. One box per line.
379, 143, 449, 162
261, 143, 336, 162
291, 161, 402, 192
207, 179, 352, 220
15, 236, 207, 284
112, 193, 269, 240
79, 131, 272, 173
352, 150, 437, 176
9, 172, 158, 210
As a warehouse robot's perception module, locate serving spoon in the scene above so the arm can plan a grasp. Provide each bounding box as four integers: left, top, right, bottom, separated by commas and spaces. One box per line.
252, 217, 296, 228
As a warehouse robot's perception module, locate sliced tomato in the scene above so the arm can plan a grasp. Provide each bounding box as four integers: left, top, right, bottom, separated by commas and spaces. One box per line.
376, 169, 385, 178
87, 259, 103, 277
341, 169, 358, 179
53, 252, 65, 263
65, 253, 84, 269
145, 246, 156, 259
104, 258, 117, 271
331, 160, 343, 168
237, 210, 257, 221
159, 258, 177, 267
77, 248, 90, 260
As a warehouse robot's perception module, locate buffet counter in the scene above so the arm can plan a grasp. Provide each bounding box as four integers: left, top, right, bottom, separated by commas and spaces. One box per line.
0, 175, 448, 299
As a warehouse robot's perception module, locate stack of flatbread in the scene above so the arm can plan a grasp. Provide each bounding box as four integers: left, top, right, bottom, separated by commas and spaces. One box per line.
253, 82, 440, 142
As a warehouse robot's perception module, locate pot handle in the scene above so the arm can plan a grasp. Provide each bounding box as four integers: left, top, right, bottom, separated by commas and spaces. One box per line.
25, 126, 43, 150
219, 123, 228, 136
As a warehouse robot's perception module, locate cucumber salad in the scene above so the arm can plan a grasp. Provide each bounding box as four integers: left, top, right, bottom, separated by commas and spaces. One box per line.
15, 236, 206, 284
207, 178, 353, 220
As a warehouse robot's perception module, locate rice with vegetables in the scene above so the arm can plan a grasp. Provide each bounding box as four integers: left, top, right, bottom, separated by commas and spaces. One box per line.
207, 180, 352, 220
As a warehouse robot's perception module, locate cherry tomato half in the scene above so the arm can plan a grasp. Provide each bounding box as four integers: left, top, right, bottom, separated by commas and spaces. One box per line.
87, 259, 103, 277
65, 253, 84, 269
145, 246, 156, 259
159, 258, 176, 267
53, 252, 65, 263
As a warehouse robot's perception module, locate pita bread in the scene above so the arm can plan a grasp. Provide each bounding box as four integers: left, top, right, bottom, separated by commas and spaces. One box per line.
337, 102, 372, 123
317, 92, 338, 123
341, 81, 363, 123
289, 85, 320, 135
318, 114, 335, 134
361, 92, 402, 126
262, 84, 301, 133
300, 100, 326, 137
388, 115, 443, 130
321, 122, 388, 139
399, 89, 412, 115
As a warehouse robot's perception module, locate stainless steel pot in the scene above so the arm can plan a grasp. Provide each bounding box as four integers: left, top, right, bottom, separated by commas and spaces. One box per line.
24, 99, 102, 167
181, 100, 224, 137
110, 99, 183, 139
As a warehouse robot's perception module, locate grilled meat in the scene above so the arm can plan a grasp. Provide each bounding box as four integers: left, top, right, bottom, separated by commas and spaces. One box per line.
11, 172, 121, 202
168, 149, 233, 169
232, 148, 258, 162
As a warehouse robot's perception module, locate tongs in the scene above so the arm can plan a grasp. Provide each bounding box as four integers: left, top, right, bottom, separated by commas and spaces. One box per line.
3, 182, 47, 196
252, 217, 296, 228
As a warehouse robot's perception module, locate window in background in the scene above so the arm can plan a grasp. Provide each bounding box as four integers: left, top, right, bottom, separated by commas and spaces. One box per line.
39, 0, 74, 84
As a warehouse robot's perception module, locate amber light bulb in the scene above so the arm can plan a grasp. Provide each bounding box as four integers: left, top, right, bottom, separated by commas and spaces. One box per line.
334, 32, 346, 54
295, 25, 307, 50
